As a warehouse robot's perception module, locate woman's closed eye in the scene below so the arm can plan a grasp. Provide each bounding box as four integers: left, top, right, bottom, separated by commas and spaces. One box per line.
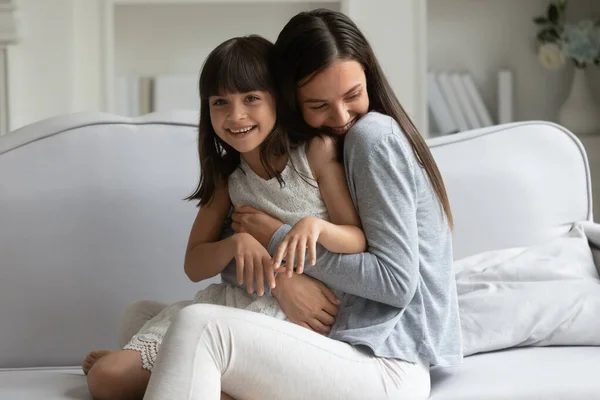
310, 103, 328, 111
346, 91, 361, 101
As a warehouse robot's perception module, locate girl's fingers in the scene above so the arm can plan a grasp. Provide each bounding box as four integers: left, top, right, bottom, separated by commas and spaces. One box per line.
273, 240, 289, 269
235, 256, 244, 285
308, 236, 317, 267
245, 257, 255, 294
263, 256, 276, 290
286, 238, 298, 278
296, 237, 307, 275
254, 255, 265, 296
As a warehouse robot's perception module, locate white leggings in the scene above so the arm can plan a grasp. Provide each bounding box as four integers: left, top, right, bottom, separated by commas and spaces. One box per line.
143, 304, 430, 400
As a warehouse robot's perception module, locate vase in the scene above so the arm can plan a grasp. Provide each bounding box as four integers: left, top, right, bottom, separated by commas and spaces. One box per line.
557, 67, 600, 135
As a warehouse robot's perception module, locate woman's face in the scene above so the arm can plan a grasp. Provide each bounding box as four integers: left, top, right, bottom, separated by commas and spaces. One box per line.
297, 59, 369, 136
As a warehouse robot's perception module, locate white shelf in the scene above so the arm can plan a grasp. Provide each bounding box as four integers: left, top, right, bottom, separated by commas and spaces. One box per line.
114, 0, 339, 4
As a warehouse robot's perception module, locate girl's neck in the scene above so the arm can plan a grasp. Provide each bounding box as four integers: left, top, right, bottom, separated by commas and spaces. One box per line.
242, 149, 288, 180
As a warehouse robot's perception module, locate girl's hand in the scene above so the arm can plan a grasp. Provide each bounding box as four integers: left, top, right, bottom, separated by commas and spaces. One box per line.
232, 232, 276, 296
273, 216, 322, 277
231, 206, 283, 248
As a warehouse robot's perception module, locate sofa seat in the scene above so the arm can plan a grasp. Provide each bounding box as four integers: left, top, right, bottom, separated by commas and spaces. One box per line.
0, 367, 89, 400
430, 346, 600, 400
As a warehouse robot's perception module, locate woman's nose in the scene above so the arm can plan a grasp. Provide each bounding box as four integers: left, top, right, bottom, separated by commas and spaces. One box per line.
329, 103, 350, 127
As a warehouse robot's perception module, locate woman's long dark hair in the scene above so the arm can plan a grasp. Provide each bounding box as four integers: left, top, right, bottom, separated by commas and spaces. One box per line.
187, 35, 290, 207
272, 9, 453, 228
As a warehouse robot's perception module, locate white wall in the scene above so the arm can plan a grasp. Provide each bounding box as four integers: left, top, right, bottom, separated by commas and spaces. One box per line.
428, 0, 599, 124
7, 0, 103, 131
114, 3, 337, 78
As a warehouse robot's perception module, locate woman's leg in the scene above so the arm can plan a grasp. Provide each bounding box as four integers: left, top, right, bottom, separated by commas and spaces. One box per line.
145, 304, 430, 400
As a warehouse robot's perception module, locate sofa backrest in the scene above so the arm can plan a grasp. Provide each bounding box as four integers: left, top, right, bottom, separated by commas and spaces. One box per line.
429, 121, 591, 260
0, 113, 591, 368
0, 111, 219, 368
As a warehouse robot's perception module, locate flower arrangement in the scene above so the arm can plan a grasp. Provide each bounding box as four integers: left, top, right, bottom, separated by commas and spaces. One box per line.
533, 0, 600, 70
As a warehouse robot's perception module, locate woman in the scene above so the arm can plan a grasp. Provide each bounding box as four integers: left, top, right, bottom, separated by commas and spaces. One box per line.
143, 8, 462, 400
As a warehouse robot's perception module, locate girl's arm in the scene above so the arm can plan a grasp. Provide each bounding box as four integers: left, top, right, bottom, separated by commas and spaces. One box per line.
307, 135, 366, 253
184, 182, 236, 283
272, 136, 367, 275
185, 181, 276, 295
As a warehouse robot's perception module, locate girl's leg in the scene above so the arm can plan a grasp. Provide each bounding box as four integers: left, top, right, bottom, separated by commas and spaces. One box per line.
119, 300, 169, 348
86, 350, 150, 400
145, 304, 430, 400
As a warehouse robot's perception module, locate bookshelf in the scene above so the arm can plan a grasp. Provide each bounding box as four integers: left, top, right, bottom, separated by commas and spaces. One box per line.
427, 0, 600, 137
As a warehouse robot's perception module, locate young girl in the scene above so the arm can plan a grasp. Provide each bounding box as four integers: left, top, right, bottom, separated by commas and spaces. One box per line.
84, 34, 366, 400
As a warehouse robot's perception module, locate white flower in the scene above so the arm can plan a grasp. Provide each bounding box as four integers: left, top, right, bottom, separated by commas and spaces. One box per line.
538, 42, 566, 69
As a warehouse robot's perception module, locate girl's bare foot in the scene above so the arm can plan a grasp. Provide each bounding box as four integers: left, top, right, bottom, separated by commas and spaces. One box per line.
82, 350, 112, 375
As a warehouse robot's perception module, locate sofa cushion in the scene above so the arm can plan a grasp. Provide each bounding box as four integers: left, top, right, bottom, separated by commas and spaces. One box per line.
429, 346, 600, 400
0, 367, 88, 400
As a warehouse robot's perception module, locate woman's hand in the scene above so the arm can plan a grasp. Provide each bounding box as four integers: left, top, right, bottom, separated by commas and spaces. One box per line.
273, 216, 322, 276
231, 206, 283, 248
231, 232, 276, 296
272, 273, 340, 333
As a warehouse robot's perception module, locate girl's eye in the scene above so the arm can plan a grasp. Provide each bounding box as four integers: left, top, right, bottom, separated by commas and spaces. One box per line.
246, 95, 260, 102
310, 103, 327, 111
212, 99, 226, 106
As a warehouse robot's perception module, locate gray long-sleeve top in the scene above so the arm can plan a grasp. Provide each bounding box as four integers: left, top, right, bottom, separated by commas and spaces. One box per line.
267, 112, 462, 366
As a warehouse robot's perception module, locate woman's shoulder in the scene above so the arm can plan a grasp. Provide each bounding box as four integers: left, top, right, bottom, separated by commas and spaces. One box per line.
345, 112, 411, 160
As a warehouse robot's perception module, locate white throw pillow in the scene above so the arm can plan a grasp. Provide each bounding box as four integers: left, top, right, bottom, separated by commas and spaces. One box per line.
455, 223, 600, 356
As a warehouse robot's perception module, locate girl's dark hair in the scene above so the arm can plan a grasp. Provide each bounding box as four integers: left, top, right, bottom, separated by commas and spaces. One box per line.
187, 35, 290, 207
272, 9, 454, 228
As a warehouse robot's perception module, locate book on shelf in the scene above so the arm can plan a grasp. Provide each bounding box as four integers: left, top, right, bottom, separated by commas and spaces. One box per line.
450, 73, 481, 130
461, 74, 494, 127
427, 70, 495, 136
437, 72, 470, 133
427, 72, 459, 136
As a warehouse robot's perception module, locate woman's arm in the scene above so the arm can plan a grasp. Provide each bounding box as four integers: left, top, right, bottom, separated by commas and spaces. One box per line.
269, 114, 423, 309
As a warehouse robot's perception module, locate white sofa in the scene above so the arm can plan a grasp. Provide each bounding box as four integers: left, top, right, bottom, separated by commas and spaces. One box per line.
1, 111, 598, 399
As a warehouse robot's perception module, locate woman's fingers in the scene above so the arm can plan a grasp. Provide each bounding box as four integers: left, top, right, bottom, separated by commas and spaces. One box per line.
316, 310, 336, 327
308, 318, 331, 334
